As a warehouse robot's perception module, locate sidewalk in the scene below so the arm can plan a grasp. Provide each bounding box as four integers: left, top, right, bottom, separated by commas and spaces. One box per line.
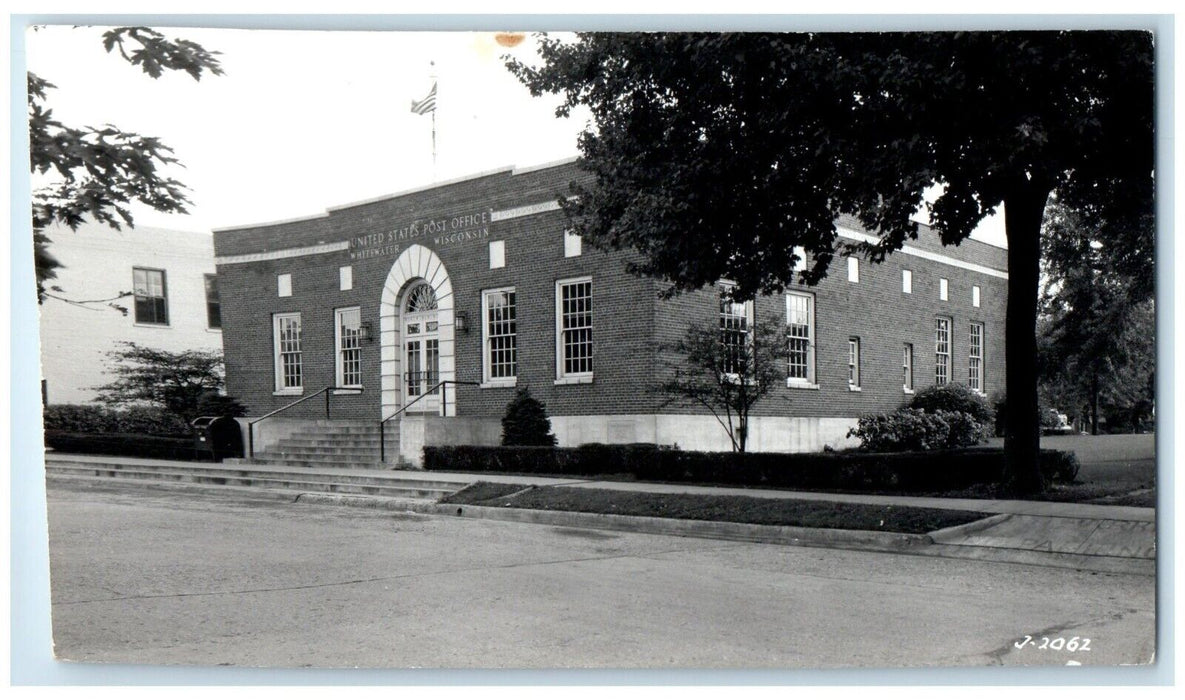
45, 454, 1156, 574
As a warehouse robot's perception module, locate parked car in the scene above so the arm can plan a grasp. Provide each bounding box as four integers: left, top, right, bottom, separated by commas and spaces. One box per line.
1042, 409, 1076, 436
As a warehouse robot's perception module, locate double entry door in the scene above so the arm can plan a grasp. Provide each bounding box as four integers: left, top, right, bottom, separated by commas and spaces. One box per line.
403, 282, 440, 413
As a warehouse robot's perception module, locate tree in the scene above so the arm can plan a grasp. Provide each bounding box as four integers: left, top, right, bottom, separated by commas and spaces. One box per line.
501, 387, 558, 446
94, 341, 230, 423
509, 31, 1154, 493
1038, 202, 1155, 435
654, 317, 788, 453
29, 26, 223, 301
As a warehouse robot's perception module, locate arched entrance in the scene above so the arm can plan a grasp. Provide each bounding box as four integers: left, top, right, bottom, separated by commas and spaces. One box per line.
379, 244, 456, 418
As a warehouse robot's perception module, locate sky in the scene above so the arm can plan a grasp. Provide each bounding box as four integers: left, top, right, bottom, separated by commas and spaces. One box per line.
24, 23, 1009, 245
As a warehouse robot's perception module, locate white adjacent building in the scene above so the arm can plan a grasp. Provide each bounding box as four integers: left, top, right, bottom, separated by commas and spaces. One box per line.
37, 221, 223, 405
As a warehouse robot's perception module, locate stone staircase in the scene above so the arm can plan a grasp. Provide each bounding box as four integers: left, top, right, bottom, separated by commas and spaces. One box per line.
241, 419, 397, 470
44, 452, 464, 503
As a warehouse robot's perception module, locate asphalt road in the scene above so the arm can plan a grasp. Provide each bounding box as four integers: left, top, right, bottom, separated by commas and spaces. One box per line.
45, 483, 1155, 670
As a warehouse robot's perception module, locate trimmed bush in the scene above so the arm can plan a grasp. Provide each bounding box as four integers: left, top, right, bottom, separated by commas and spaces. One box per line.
908, 383, 994, 426
847, 408, 988, 451
423, 444, 1079, 491
1041, 449, 1081, 483
501, 387, 557, 446
43, 404, 191, 437
44, 431, 204, 461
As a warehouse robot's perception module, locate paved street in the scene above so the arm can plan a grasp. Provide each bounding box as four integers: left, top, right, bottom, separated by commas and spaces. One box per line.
45, 482, 1155, 669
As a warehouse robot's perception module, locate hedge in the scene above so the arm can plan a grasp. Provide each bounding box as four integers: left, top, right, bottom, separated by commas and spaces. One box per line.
422, 443, 1080, 492
43, 404, 191, 437
44, 431, 207, 461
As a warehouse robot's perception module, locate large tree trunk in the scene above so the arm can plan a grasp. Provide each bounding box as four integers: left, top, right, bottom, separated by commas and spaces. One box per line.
1002, 183, 1051, 494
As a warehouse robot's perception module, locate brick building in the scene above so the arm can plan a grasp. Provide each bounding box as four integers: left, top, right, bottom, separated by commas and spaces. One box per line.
213, 158, 1007, 464
39, 221, 223, 405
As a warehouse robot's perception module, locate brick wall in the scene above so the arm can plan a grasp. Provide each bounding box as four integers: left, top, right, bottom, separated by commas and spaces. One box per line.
215, 160, 1007, 424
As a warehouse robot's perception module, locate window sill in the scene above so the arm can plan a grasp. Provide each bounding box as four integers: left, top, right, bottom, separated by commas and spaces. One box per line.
786, 380, 819, 390
133, 322, 171, 329
849, 385, 863, 392
480, 379, 518, 389
903, 387, 915, 395
555, 375, 593, 386
273, 389, 303, 397
332, 387, 363, 395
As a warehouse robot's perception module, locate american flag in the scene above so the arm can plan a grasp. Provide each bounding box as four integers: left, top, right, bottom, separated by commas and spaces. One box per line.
411, 82, 437, 115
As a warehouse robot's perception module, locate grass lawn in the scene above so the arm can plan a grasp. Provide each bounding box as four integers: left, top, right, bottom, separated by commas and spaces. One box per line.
440, 482, 994, 535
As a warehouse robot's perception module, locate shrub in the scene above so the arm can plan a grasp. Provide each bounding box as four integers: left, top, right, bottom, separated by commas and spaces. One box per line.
1041, 450, 1081, 483
422, 444, 1080, 491
43, 404, 190, 437
195, 391, 247, 418
501, 387, 557, 446
908, 383, 994, 425
847, 408, 988, 452
44, 431, 204, 460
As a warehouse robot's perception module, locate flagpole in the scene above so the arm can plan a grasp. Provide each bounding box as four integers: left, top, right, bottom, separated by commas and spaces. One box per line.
430, 61, 437, 180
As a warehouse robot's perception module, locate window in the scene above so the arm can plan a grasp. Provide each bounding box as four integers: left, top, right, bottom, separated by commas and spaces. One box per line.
973, 285, 981, 308
791, 246, 807, 274
273, 313, 303, 392
489, 240, 506, 269
935, 317, 951, 385
719, 286, 753, 376
203, 274, 221, 329
848, 337, 861, 389
556, 277, 593, 380
786, 292, 816, 385
902, 269, 912, 294
564, 229, 582, 258
847, 257, 859, 283
903, 343, 914, 393
340, 265, 353, 291
969, 322, 985, 393
278, 273, 292, 298
939, 278, 949, 301
335, 307, 363, 387
132, 267, 168, 325
483, 288, 517, 384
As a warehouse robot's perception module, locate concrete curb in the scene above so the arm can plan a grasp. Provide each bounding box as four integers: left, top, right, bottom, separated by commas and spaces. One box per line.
410, 502, 935, 553
928, 513, 1013, 543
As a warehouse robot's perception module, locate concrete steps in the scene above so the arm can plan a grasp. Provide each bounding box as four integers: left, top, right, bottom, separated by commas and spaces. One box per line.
245, 419, 399, 470
45, 455, 460, 501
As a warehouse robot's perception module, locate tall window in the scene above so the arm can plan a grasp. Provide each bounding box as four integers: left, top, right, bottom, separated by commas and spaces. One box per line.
483, 288, 517, 383
556, 278, 593, 379
274, 313, 303, 392
969, 322, 985, 393
935, 317, 951, 385
786, 292, 815, 385
903, 343, 914, 392
719, 287, 752, 376
335, 307, 362, 387
133, 267, 168, 325
204, 274, 221, 329
848, 337, 861, 389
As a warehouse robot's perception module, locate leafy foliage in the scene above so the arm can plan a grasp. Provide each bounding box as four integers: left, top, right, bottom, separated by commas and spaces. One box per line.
501, 387, 557, 446
28, 27, 223, 301
42, 403, 191, 437
653, 319, 788, 452
847, 408, 989, 452
509, 31, 1154, 492
907, 383, 995, 426
93, 342, 230, 423
1038, 202, 1155, 434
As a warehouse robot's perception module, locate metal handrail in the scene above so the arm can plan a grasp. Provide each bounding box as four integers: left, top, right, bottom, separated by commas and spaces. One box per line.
247, 386, 362, 459
379, 380, 480, 462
